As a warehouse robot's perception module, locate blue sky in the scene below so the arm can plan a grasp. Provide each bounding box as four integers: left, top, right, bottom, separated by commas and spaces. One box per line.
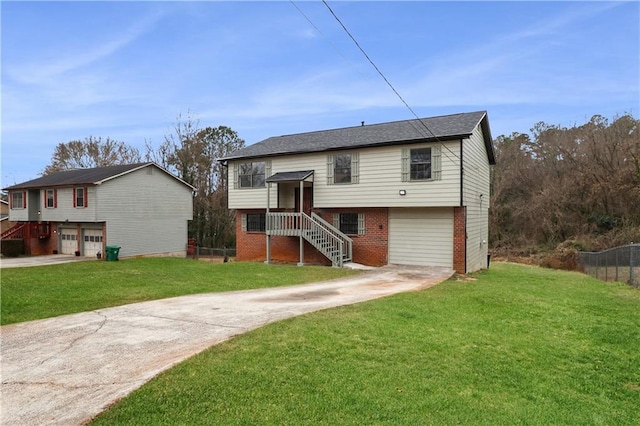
2, 1, 638, 186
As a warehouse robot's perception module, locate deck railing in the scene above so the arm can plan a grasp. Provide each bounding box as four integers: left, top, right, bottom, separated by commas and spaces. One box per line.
266, 212, 302, 237
0, 222, 51, 240
1, 223, 27, 240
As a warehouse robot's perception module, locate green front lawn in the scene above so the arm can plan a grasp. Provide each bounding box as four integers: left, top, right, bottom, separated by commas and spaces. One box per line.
92, 263, 640, 425
0, 258, 358, 325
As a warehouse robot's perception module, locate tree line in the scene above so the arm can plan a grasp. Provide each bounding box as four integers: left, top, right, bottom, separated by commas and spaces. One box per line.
43, 112, 639, 254
490, 113, 640, 254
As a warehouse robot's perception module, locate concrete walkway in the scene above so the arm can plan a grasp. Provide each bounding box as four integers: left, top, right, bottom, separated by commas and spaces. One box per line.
0, 265, 452, 425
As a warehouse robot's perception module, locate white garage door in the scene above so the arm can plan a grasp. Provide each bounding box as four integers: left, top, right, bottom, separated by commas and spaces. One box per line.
60, 228, 77, 255
388, 208, 453, 267
83, 229, 103, 257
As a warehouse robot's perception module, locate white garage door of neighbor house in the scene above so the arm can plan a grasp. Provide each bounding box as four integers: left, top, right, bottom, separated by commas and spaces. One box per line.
60, 229, 78, 255
83, 229, 103, 257
388, 208, 454, 268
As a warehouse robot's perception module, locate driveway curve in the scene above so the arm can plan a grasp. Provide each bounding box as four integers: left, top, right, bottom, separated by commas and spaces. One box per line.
1, 265, 452, 425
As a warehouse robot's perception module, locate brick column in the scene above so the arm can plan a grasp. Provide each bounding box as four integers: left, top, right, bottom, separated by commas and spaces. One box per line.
453, 206, 466, 274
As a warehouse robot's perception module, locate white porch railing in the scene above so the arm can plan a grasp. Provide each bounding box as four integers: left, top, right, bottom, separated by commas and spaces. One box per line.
266, 212, 352, 267
266, 212, 301, 237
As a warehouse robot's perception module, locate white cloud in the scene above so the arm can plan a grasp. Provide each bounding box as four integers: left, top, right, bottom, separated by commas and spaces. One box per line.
5, 10, 164, 86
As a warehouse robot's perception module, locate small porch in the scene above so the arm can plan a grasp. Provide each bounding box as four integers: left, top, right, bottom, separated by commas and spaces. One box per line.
265, 171, 352, 267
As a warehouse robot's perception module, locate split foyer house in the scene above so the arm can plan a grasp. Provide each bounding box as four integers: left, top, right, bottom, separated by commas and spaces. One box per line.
2, 162, 194, 258
220, 111, 495, 273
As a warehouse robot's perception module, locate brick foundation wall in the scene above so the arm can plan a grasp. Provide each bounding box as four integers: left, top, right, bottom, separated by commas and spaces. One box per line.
235, 210, 266, 262
314, 207, 388, 267
235, 208, 389, 267
453, 206, 466, 274
28, 236, 58, 256
235, 210, 331, 265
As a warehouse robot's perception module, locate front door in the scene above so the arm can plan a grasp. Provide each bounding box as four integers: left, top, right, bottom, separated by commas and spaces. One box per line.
294, 187, 313, 214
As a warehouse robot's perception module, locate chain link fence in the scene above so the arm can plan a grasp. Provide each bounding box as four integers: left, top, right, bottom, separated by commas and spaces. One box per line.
576, 244, 639, 288
187, 242, 236, 262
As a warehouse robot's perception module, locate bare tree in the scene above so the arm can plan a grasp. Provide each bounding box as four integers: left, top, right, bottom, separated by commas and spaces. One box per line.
147, 113, 245, 248
490, 113, 640, 253
43, 137, 141, 175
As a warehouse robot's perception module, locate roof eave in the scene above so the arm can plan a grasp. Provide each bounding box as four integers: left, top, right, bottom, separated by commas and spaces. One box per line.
479, 113, 496, 165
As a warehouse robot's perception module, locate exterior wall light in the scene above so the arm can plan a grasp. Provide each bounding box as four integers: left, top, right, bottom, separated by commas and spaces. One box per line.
399, 190, 407, 196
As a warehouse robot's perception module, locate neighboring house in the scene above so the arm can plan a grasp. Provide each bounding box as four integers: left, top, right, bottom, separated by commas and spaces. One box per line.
1, 199, 15, 234
219, 111, 495, 273
2, 163, 194, 258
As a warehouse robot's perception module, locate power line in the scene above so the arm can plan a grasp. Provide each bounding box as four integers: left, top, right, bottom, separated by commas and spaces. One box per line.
320, 0, 462, 164
289, 1, 371, 81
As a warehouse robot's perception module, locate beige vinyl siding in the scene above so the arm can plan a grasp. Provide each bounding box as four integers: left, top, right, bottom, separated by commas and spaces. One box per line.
227, 140, 461, 209
462, 124, 492, 272
388, 207, 453, 267
228, 162, 270, 209
96, 166, 193, 257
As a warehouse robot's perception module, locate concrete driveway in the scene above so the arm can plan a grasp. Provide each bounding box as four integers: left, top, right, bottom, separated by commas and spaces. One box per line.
1, 265, 452, 425
0, 254, 95, 269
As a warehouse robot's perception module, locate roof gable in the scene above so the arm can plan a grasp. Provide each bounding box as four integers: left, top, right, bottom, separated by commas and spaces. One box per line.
220, 111, 494, 164
3, 163, 195, 191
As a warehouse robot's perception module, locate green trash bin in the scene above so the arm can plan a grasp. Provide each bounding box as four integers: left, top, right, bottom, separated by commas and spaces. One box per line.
105, 246, 121, 261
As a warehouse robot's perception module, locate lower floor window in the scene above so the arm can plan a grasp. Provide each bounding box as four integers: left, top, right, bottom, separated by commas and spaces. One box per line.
333, 212, 365, 235
246, 213, 266, 232
339, 213, 359, 235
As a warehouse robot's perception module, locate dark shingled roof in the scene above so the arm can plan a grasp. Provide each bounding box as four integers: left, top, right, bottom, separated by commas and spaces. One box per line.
220, 111, 494, 164
266, 170, 314, 183
3, 162, 195, 191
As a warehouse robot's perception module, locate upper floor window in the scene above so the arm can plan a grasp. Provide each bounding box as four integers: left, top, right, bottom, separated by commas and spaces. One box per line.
74, 187, 87, 208
401, 146, 442, 182
327, 152, 359, 185
239, 162, 266, 188
11, 191, 25, 209
410, 148, 432, 180
45, 189, 57, 209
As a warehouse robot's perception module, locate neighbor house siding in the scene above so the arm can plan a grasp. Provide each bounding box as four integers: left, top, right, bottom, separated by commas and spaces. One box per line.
462, 124, 492, 272
39, 187, 98, 223
96, 166, 193, 257
228, 140, 461, 210
9, 191, 28, 221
